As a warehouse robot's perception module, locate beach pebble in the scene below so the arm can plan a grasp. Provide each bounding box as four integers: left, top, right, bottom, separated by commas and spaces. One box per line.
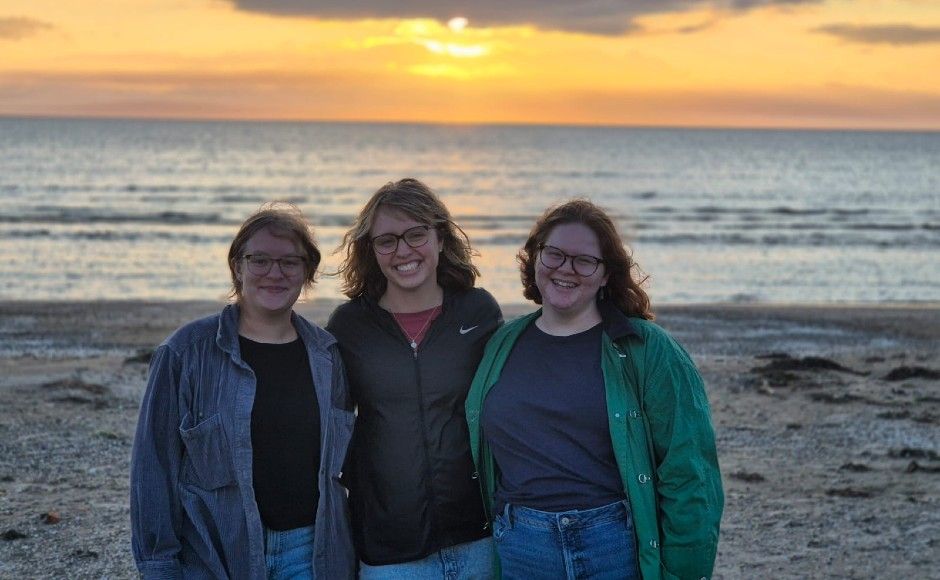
730, 471, 766, 483
40, 511, 61, 524
1, 529, 28, 541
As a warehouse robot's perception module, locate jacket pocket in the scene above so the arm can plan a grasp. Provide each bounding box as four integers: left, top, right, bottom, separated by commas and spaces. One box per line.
179, 413, 236, 490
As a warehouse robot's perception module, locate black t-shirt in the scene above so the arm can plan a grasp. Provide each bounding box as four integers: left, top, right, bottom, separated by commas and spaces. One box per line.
481, 322, 625, 512
239, 335, 321, 531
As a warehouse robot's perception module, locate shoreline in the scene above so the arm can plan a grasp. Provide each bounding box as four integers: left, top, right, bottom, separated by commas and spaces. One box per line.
1, 301, 938, 577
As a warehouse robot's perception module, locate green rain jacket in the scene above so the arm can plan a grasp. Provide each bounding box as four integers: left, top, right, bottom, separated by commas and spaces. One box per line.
465, 305, 723, 580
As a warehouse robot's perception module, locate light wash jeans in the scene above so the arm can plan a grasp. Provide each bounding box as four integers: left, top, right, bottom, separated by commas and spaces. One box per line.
264, 524, 315, 579
493, 500, 640, 580
358, 536, 495, 579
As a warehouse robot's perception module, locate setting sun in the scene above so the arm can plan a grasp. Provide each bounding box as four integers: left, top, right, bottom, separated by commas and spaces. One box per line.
0, 0, 938, 128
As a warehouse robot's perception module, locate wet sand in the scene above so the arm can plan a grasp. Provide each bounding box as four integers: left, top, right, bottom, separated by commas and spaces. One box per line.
1, 300, 938, 578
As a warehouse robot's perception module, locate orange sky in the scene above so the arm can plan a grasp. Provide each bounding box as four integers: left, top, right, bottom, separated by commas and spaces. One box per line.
1, 0, 939, 129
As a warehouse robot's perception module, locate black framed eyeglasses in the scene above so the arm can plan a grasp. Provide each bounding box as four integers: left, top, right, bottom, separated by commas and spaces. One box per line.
538, 244, 604, 277
242, 254, 306, 277
371, 225, 431, 255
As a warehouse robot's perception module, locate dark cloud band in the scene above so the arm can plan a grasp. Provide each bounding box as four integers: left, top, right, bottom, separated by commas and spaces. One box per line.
814, 24, 940, 46
227, 0, 822, 35
0, 17, 53, 40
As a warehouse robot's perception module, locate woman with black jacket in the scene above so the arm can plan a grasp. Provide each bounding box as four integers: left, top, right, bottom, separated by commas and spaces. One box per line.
327, 178, 502, 578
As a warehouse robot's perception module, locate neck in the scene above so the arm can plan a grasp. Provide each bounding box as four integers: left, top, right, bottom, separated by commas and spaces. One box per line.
380, 283, 444, 313
237, 304, 297, 343
536, 303, 602, 336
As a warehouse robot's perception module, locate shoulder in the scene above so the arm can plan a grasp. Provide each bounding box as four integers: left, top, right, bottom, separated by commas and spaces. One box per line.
293, 312, 337, 350
624, 317, 671, 343
325, 297, 374, 342
619, 317, 698, 372
326, 297, 366, 325
450, 287, 500, 314
161, 312, 220, 354
488, 311, 537, 344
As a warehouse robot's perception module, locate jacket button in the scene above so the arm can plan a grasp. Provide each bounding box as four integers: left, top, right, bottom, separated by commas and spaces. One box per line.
638, 474, 650, 483
630, 410, 640, 418
649, 539, 659, 548
471, 471, 479, 479
614, 412, 621, 419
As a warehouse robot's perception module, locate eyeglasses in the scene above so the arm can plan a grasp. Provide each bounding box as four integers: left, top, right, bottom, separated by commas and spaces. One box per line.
242, 254, 306, 277
538, 244, 604, 277
371, 225, 431, 255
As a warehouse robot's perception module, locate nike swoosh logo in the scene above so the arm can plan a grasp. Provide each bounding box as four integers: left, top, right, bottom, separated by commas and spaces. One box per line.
459, 325, 479, 335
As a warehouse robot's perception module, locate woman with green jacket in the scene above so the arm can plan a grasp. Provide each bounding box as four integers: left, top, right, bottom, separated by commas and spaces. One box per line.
465, 199, 723, 579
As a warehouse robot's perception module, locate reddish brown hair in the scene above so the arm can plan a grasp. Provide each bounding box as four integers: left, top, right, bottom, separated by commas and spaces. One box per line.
518, 199, 653, 319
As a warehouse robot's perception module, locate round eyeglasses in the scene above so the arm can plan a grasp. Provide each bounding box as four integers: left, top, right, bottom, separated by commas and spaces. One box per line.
538, 244, 604, 277
371, 225, 431, 255
243, 254, 306, 277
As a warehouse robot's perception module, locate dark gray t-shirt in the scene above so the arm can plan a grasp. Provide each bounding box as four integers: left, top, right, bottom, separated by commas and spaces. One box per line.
481, 321, 625, 512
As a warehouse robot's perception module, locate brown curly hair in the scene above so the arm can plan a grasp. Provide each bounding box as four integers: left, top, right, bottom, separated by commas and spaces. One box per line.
227, 202, 321, 299
336, 178, 479, 300
518, 199, 653, 319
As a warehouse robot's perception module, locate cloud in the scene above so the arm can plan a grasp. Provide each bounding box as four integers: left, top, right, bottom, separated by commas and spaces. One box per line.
0, 16, 53, 40
814, 23, 940, 45
226, 0, 822, 35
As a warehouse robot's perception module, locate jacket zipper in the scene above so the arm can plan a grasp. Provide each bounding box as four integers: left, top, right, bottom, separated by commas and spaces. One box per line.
380, 302, 445, 545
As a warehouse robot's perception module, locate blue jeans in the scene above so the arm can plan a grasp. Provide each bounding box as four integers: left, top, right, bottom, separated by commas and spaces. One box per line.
264, 525, 314, 579
493, 500, 640, 580
358, 536, 495, 579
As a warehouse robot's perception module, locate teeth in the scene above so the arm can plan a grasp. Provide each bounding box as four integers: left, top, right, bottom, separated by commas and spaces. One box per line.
395, 261, 419, 272
552, 279, 576, 288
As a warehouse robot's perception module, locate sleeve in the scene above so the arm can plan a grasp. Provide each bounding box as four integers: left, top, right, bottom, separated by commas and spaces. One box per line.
642, 332, 724, 579
130, 344, 185, 579
330, 342, 354, 413
325, 319, 357, 491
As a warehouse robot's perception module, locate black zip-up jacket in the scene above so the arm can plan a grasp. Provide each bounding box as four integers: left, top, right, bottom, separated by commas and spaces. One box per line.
326, 287, 502, 565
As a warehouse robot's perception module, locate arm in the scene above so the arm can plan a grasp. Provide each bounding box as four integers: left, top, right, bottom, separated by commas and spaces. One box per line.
642, 334, 724, 579
130, 344, 185, 579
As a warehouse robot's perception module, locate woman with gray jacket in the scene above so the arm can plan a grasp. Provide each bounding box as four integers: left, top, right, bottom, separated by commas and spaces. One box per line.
130, 204, 356, 579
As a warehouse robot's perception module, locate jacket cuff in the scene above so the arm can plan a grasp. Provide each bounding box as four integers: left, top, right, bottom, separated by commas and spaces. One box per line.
661, 543, 716, 580
137, 559, 182, 580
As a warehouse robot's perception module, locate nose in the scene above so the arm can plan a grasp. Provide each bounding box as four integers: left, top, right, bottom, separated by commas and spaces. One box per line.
393, 238, 412, 257
557, 256, 577, 274
267, 261, 287, 278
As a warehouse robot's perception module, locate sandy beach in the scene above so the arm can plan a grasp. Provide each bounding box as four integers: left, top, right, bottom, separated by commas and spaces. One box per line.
0, 300, 938, 578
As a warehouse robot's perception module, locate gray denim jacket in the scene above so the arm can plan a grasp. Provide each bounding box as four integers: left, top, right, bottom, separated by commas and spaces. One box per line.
130, 304, 356, 579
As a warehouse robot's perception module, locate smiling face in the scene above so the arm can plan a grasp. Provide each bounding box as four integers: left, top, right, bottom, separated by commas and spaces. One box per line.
369, 206, 443, 300
535, 222, 609, 321
235, 227, 305, 318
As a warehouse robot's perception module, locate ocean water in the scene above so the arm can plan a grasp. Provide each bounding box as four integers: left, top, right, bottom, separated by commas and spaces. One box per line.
1, 118, 938, 305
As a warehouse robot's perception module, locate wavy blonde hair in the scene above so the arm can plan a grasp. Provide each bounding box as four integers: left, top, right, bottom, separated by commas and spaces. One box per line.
336, 178, 479, 299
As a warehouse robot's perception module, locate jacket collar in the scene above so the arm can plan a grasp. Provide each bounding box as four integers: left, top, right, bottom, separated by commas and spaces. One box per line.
215, 303, 334, 360
520, 300, 640, 342
217, 304, 241, 356
598, 299, 641, 342
361, 286, 458, 316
